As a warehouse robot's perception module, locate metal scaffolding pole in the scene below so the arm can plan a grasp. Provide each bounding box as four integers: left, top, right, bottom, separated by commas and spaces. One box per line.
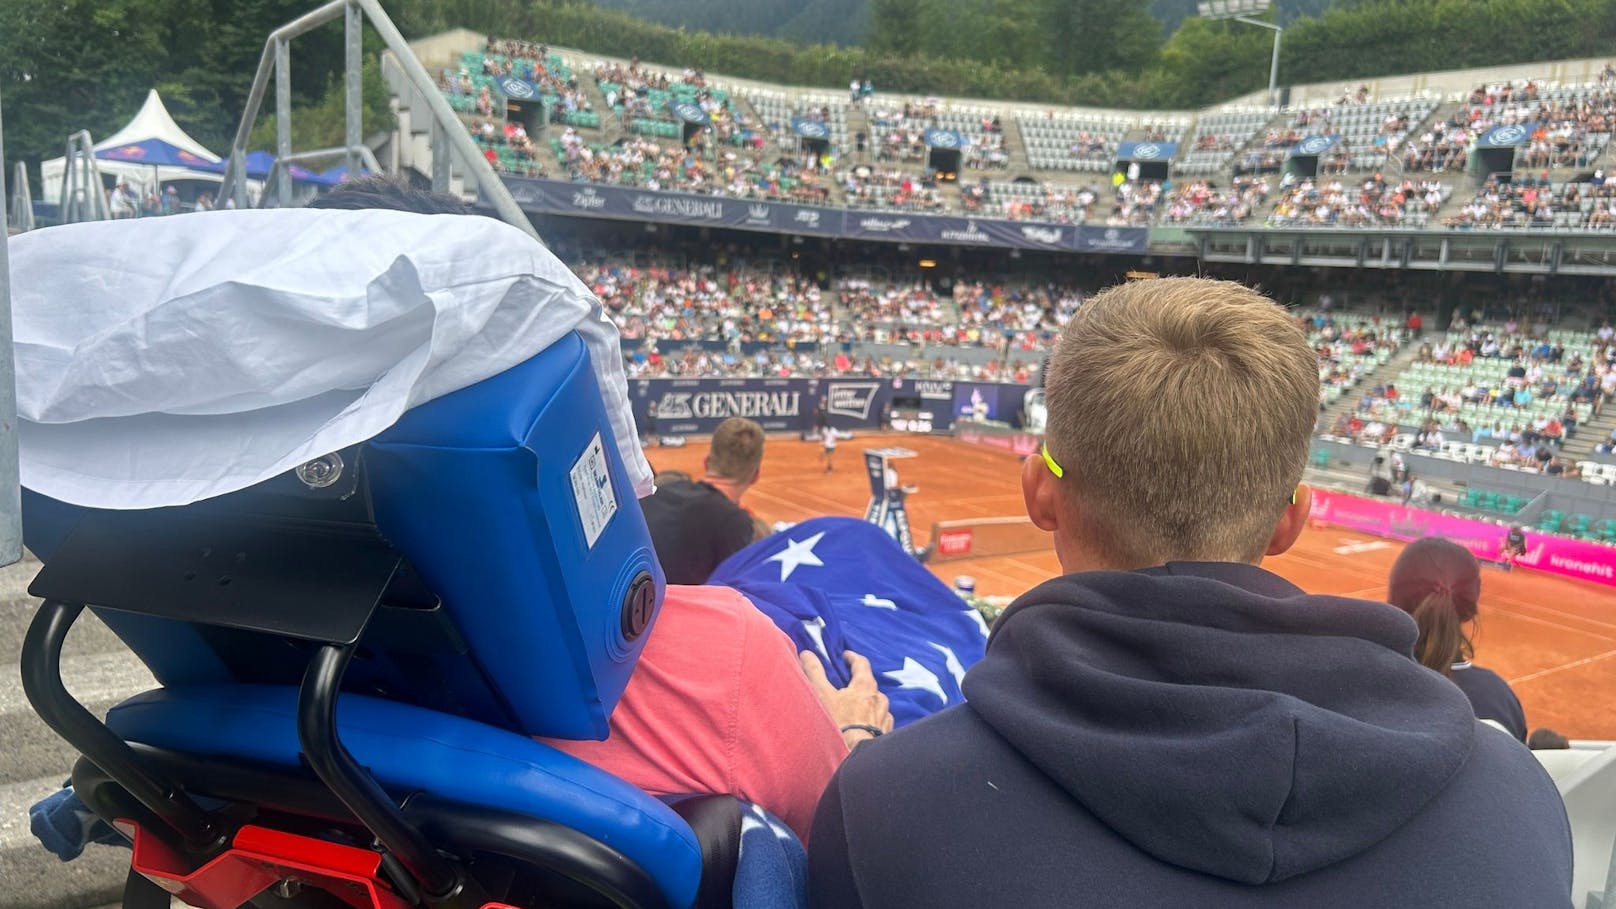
0, 89, 24, 566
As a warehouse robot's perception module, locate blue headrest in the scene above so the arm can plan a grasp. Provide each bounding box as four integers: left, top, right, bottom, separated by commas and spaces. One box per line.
22, 331, 663, 743
364, 331, 664, 741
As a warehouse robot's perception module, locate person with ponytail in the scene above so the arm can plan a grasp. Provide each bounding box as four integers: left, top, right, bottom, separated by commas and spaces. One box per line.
1387, 537, 1528, 742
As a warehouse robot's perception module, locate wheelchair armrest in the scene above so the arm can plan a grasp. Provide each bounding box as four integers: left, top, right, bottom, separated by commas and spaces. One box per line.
669, 795, 743, 909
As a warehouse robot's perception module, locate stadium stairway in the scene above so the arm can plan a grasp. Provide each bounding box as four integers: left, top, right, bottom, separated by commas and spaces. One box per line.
1316, 336, 1423, 432
0, 556, 153, 909
577, 72, 624, 147
1563, 404, 1616, 461
998, 116, 1029, 174
846, 103, 873, 165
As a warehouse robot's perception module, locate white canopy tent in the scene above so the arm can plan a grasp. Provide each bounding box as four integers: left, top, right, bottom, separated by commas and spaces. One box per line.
40, 90, 256, 205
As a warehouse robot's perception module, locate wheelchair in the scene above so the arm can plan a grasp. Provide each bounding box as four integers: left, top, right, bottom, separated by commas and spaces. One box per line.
20, 330, 758, 909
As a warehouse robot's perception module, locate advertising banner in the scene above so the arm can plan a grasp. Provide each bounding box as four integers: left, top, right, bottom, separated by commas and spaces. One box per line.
1308, 488, 1616, 589
1476, 123, 1535, 149
1116, 141, 1179, 162
633, 377, 811, 435
505, 177, 844, 236
1287, 135, 1342, 158
505, 177, 1147, 253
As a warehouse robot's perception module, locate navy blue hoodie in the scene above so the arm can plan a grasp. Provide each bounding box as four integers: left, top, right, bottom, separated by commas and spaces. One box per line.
809, 562, 1572, 907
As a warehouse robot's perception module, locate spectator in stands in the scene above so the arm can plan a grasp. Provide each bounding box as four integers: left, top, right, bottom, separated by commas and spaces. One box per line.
808, 277, 1571, 907
639, 416, 766, 584
1387, 537, 1528, 742
311, 177, 891, 845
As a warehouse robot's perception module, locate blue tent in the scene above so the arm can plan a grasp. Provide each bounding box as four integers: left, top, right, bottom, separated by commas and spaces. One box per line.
196, 151, 279, 179
316, 163, 371, 186
96, 139, 215, 169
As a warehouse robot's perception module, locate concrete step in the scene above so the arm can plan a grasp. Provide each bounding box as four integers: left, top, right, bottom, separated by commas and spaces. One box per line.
0, 558, 153, 909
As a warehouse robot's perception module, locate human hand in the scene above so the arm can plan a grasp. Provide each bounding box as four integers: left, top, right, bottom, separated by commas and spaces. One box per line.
800, 650, 894, 749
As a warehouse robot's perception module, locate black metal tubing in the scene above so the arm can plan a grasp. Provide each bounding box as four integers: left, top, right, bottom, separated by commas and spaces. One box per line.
405, 794, 670, 909
20, 599, 219, 850
297, 643, 463, 901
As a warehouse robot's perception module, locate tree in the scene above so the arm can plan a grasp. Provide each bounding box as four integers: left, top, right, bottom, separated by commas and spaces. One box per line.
1043, 0, 1164, 79
867, 0, 928, 55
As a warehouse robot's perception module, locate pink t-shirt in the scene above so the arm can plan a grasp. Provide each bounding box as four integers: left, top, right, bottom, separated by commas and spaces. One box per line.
543, 585, 847, 844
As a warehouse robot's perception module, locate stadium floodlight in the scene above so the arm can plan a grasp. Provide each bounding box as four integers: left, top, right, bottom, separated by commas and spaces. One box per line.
1198, 0, 1283, 109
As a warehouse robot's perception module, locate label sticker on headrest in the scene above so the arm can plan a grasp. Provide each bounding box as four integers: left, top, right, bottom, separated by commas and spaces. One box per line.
571, 432, 619, 549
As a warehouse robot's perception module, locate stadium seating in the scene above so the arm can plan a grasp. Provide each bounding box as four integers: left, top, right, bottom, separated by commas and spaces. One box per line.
964, 179, 1099, 223
1285, 95, 1441, 173
1266, 176, 1451, 229
744, 89, 850, 154
1017, 113, 1129, 173
1160, 177, 1270, 225
1175, 109, 1272, 176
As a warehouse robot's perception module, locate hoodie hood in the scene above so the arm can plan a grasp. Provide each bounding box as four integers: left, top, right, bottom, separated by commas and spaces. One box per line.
962, 562, 1475, 886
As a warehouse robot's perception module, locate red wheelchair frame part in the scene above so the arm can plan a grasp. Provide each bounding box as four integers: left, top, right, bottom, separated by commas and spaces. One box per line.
118, 817, 413, 909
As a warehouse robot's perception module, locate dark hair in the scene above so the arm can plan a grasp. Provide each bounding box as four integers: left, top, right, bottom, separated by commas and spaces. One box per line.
1386, 537, 1482, 675
1527, 728, 1570, 750
306, 175, 475, 216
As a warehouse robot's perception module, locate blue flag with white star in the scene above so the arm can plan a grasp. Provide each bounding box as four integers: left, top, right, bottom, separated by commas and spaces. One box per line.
709, 516, 989, 727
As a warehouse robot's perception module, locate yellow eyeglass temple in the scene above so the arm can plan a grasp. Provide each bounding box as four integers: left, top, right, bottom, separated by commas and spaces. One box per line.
1041, 443, 1064, 479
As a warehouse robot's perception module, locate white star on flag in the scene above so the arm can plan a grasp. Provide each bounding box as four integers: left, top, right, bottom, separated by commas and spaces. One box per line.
767, 531, 825, 581
861, 594, 898, 610
801, 617, 829, 659
884, 657, 948, 706
929, 642, 968, 688
965, 609, 991, 638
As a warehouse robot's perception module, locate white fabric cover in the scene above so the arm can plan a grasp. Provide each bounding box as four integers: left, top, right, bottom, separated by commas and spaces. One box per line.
10, 208, 653, 509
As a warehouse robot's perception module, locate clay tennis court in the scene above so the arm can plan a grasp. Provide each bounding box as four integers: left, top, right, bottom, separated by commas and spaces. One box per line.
648, 431, 1616, 740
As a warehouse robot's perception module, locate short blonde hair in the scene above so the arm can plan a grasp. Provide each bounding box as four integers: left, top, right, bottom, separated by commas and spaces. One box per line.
708, 417, 766, 481
1043, 278, 1318, 565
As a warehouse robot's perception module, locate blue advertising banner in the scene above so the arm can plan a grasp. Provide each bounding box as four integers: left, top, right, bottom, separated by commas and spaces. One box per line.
1476, 123, 1534, 149
503, 177, 1151, 255
632, 377, 1032, 435
634, 377, 812, 436
841, 211, 1078, 252
792, 118, 834, 141
809, 377, 895, 431
1116, 141, 1179, 162
1074, 225, 1151, 254
924, 129, 966, 150
494, 76, 542, 100
1287, 134, 1342, 158
667, 100, 710, 125
506, 177, 844, 236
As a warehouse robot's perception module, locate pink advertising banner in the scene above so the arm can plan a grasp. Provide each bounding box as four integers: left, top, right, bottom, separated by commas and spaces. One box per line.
1309, 488, 1616, 589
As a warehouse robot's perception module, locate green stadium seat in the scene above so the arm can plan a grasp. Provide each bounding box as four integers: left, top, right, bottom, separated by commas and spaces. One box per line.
1479, 492, 1499, 512
1310, 449, 1331, 468
1501, 495, 1525, 514
1567, 514, 1592, 538
1462, 488, 1484, 508
1537, 510, 1563, 533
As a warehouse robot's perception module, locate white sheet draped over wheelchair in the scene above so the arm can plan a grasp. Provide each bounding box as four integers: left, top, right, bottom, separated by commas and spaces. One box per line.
9, 208, 653, 509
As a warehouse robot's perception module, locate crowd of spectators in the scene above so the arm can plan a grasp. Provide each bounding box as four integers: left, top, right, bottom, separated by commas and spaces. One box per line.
1267, 174, 1447, 228
840, 168, 951, 212
962, 180, 1099, 223
567, 256, 1100, 378
1337, 323, 1613, 465
1444, 171, 1616, 230
1160, 177, 1269, 225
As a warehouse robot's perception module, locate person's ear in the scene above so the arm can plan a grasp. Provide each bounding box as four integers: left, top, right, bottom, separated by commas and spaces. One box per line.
703, 455, 711, 474
1022, 453, 1062, 533
1266, 483, 1312, 557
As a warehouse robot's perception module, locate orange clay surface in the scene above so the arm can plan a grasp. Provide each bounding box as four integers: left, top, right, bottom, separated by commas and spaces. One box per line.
647, 432, 1616, 740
